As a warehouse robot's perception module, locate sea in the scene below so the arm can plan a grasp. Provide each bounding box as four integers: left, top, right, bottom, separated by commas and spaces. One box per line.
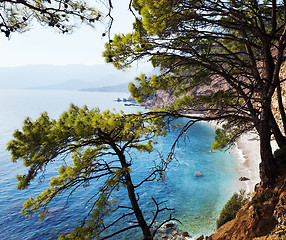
0, 89, 241, 240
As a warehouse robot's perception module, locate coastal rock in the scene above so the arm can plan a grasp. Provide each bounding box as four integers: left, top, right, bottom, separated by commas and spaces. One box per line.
195, 171, 203, 177
181, 232, 190, 237
158, 224, 193, 240
157, 222, 179, 239
169, 233, 192, 240
146, 78, 229, 113
146, 90, 179, 109
160, 235, 169, 240
239, 176, 250, 181
165, 223, 176, 229
196, 235, 205, 240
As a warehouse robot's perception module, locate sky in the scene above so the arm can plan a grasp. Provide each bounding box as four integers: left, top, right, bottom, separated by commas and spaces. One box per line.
0, 1, 135, 67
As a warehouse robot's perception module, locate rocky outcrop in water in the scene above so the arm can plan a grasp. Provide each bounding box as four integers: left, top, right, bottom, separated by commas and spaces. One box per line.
157, 222, 195, 240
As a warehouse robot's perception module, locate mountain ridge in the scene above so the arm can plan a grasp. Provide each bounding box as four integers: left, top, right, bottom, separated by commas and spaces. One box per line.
29, 79, 130, 92
0, 64, 140, 89
80, 83, 129, 92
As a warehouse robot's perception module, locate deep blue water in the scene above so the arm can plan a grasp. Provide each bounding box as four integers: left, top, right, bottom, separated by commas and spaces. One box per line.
0, 89, 240, 239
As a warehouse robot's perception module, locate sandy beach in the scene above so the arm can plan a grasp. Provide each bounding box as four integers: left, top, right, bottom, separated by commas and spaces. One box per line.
205, 120, 261, 192
234, 132, 261, 192
207, 120, 260, 191
207, 119, 272, 193
233, 131, 278, 192
196, 118, 276, 192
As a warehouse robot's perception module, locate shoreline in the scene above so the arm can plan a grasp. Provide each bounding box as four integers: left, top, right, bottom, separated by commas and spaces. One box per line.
197, 119, 262, 192
233, 131, 278, 193
233, 132, 261, 192
206, 120, 261, 192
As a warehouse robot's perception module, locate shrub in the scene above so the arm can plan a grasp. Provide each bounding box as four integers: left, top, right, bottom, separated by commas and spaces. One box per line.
252, 190, 276, 211
216, 190, 250, 229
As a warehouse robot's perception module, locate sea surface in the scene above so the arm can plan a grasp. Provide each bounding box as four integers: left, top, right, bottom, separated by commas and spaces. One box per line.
0, 89, 240, 239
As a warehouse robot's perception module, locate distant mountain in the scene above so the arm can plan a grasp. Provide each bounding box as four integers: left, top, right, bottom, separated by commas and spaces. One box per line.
0, 64, 147, 89
80, 83, 129, 92
31, 79, 99, 90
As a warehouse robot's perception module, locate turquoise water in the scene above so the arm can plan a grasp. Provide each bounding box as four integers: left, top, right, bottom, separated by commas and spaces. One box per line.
0, 89, 240, 239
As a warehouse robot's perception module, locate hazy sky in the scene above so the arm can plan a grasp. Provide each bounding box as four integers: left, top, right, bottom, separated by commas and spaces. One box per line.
0, 1, 135, 67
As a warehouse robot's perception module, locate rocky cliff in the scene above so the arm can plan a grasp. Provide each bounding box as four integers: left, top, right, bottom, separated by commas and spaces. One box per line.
160, 172, 286, 240
146, 77, 228, 111
146, 90, 179, 109
208, 170, 286, 240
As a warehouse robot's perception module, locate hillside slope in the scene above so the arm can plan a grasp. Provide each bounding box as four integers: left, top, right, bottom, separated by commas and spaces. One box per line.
208, 169, 286, 240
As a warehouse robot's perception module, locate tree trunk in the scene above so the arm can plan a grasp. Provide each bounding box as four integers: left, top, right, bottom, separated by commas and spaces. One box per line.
108, 138, 152, 239
124, 172, 153, 240
257, 107, 277, 186
259, 130, 276, 186
118, 151, 153, 239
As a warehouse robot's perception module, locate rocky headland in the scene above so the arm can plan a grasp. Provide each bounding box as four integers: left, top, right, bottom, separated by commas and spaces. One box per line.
146, 77, 228, 112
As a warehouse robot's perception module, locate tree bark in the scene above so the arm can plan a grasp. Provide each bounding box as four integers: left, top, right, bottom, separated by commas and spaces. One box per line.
124, 171, 153, 240
259, 131, 276, 186
118, 151, 153, 239
257, 105, 276, 186
107, 135, 152, 239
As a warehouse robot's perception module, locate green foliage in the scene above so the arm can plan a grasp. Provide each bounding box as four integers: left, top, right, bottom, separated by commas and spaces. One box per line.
211, 128, 231, 151
7, 104, 170, 239
216, 190, 250, 229
0, 0, 101, 37
211, 119, 252, 151
103, 0, 286, 156
103, 32, 151, 69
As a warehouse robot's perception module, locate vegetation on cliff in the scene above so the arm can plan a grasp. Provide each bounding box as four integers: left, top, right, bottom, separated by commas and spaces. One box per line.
216, 190, 250, 230
209, 171, 286, 240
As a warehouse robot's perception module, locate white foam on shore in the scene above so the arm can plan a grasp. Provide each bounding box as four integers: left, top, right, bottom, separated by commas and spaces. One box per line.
231, 137, 260, 193
186, 114, 276, 193
233, 132, 279, 193
207, 118, 261, 192
204, 117, 261, 193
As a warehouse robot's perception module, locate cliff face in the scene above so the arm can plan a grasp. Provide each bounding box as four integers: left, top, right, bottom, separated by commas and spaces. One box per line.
147, 78, 228, 110
208, 174, 286, 240
147, 90, 179, 109
161, 178, 286, 240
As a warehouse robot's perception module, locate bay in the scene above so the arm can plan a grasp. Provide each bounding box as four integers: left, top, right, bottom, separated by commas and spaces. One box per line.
0, 89, 239, 239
